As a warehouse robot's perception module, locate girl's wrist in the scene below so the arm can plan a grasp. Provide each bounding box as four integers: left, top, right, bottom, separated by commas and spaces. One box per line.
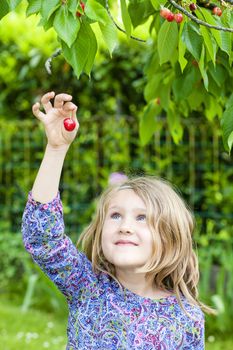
46, 143, 70, 154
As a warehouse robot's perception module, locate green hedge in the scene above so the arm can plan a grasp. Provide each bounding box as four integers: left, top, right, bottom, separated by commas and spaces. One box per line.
1, 116, 233, 235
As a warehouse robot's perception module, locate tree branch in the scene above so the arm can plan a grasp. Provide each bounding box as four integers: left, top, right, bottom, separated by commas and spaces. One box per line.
223, 0, 233, 4
168, 0, 233, 32
105, 0, 146, 42
45, 48, 61, 75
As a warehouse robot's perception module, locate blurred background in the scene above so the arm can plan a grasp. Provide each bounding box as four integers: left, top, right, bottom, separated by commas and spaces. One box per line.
0, 2, 233, 350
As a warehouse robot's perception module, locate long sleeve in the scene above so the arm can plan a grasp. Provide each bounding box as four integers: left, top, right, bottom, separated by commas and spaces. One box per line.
22, 192, 96, 301
191, 315, 205, 349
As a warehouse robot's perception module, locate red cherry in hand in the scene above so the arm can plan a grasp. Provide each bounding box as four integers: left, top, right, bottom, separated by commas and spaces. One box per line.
63, 118, 76, 132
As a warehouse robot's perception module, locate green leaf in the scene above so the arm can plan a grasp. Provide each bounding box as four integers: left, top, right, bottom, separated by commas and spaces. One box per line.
205, 96, 222, 121
196, 9, 217, 65
54, 5, 80, 48
167, 104, 183, 144
144, 51, 159, 76
68, 0, 78, 14
158, 21, 178, 65
7, 0, 22, 10
85, 0, 109, 25
128, 0, 155, 28
197, 8, 221, 45
215, 11, 232, 57
82, 22, 98, 75
172, 68, 199, 102
41, 0, 60, 20
199, 25, 216, 65
226, 94, 233, 110
144, 72, 164, 102
150, 0, 166, 10
62, 39, 86, 79
187, 86, 206, 110
181, 22, 203, 61
26, 0, 42, 16
220, 30, 232, 58
222, 8, 231, 26
208, 63, 227, 87
0, 0, 9, 20
38, 11, 56, 31
178, 22, 187, 72
99, 18, 118, 55
61, 21, 97, 78
221, 94, 233, 152
139, 100, 161, 146
199, 45, 208, 90
199, 8, 231, 57
120, 0, 132, 37
160, 83, 171, 112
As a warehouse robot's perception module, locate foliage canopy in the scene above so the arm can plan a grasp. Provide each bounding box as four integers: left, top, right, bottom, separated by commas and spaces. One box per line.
0, 0, 233, 150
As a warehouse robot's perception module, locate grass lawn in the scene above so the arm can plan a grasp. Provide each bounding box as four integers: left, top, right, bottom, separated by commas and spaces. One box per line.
206, 338, 233, 350
0, 300, 67, 350
1, 298, 232, 349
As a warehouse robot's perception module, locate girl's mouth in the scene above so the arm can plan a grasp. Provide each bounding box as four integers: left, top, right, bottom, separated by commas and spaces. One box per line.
115, 240, 138, 246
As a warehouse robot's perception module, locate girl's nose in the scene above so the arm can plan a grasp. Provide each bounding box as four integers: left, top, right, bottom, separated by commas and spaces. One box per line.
119, 218, 133, 234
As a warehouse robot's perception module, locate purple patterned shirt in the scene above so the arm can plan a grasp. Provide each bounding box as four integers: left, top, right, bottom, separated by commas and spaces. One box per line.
22, 192, 205, 350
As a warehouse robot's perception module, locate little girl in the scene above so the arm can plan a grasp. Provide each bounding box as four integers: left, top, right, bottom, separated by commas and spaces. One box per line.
22, 91, 211, 350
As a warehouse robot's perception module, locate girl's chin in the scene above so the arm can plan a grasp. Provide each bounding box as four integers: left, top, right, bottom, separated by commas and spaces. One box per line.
113, 261, 144, 270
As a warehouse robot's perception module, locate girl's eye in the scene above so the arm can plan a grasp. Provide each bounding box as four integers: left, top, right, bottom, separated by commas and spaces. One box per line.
110, 212, 121, 219
137, 214, 146, 221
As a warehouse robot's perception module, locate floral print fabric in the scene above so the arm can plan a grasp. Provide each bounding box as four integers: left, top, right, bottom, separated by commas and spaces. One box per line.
22, 192, 205, 350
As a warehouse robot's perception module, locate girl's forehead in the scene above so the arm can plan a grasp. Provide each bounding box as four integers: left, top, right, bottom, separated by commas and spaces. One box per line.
107, 188, 146, 208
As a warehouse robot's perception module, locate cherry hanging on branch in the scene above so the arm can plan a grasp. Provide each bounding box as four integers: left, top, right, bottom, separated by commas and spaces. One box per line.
167, 0, 233, 32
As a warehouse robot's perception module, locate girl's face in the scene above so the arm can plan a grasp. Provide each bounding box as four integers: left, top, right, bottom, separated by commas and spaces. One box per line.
101, 189, 154, 274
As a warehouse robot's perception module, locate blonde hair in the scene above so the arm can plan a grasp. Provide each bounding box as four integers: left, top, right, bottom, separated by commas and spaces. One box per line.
77, 176, 214, 315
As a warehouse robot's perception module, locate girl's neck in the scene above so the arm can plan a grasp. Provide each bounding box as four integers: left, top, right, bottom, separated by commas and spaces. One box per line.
116, 269, 172, 300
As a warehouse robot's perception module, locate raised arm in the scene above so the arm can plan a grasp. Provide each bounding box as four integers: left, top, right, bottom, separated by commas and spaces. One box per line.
22, 92, 97, 300
31, 91, 79, 203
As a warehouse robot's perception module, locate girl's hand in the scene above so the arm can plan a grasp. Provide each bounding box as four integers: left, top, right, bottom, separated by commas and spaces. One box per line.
32, 91, 79, 149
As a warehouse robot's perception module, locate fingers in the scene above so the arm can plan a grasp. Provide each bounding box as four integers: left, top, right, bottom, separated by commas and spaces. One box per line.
71, 107, 78, 120
63, 102, 78, 114
32, 102, 46, 121
71, 108, 79, 130
63, 103, 79, 130
34, 92, 77, 123
41, 91, 55, 113
54, 93, 72, 109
